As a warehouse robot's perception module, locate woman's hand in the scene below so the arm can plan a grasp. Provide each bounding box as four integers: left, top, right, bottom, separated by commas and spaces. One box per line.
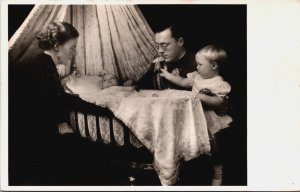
56, 64, 66, 78
61, 74, 76, 86
58, 122, 74, 134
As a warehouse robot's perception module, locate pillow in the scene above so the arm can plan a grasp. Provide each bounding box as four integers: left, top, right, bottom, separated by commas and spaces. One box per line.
65, 75, 103, 95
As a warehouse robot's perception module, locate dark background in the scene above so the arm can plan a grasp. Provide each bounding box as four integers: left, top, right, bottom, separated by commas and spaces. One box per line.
9, 4, 246, 186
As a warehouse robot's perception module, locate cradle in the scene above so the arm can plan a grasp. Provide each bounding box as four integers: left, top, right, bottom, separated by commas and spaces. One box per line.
62, 87, 214, 185
64, 93, 155, 173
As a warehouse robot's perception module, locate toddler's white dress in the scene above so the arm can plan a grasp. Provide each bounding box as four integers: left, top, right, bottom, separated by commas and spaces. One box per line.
187, 72, 233, 137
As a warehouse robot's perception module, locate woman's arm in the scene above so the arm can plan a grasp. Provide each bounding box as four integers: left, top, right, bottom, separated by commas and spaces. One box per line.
160, 69, 191, 88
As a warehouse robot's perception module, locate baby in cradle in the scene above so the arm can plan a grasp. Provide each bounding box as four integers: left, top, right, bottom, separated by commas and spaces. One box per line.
102, 73, 119, 89
61, 73, 120, 95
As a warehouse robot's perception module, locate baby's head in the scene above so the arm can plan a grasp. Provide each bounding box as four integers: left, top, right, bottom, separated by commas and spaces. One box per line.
102, 73, 119, 89
195, 45, 227, 79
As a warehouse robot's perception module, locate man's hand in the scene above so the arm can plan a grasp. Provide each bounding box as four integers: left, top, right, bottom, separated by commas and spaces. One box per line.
171, 68, 180, 76
58, 122, 74, 134
152, 56, 165, 63
123, 79, 135, 87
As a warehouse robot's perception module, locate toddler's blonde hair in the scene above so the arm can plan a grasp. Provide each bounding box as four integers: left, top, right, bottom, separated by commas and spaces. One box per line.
196, 45, 227, 68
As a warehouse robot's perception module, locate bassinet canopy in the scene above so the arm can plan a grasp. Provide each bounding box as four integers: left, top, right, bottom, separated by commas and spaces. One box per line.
9, 5, 159, 82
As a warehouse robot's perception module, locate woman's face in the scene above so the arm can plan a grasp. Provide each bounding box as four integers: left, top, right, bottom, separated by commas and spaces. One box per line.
57, 38, 78, 65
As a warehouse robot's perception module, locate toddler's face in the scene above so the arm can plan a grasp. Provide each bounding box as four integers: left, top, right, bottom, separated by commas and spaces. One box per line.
195, 53, 215, 79
103, 74, 118, 89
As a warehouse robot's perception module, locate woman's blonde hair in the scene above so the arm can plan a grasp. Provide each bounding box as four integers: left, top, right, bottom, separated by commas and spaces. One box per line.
196, 44, 227, 68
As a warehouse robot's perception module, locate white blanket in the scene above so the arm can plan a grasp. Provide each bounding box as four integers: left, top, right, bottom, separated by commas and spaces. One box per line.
64, 75, 103, 95
80, 86, 211, 185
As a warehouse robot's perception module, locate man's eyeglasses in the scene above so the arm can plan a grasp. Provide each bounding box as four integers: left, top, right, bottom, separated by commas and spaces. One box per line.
155, 43, 171, 51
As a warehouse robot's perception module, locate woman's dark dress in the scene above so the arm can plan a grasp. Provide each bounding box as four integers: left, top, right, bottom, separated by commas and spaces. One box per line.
9, 53, 69, 185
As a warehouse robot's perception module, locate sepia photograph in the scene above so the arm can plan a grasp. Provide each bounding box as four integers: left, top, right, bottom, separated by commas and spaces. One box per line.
3, 0, 300, 191
0, 0, 300, 191
7, 3, 247, 187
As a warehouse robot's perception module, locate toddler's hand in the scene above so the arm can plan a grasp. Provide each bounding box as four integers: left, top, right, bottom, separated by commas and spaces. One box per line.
159, 69, 170, 78
199, 88, 214, 96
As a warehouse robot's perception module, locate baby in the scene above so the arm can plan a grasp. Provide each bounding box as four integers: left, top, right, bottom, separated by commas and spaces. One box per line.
102, 73, 119, 89
61, 72, 120, 95
160, 44, 231, 186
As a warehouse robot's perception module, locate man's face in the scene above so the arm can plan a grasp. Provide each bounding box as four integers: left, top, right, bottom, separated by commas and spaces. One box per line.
155, 28, 183, 63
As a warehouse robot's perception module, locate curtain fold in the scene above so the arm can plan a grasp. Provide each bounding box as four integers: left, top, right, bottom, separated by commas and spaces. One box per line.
9, 5, 158, 82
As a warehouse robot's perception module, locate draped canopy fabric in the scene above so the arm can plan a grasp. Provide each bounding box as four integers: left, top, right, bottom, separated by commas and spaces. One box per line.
9, 5, 159, 81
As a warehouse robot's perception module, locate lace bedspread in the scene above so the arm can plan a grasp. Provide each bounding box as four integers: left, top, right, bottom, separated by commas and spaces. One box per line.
79, 86, 211, 185
69, 111, 144, 148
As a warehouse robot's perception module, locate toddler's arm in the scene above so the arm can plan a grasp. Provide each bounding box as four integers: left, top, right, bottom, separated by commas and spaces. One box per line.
199, 93, 224, 109
160, 69, 191, 88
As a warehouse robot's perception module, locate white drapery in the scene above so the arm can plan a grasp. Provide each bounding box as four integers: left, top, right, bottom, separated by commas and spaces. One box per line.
9, 5, 158, 81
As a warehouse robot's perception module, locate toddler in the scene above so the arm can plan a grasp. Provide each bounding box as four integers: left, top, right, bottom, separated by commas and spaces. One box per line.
160, 44, 232, 185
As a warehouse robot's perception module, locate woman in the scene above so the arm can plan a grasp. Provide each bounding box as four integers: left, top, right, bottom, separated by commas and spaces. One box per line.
9, 22, 79, 185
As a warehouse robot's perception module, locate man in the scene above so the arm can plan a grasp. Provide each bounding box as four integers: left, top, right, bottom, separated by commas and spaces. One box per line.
124, 23, 197, 90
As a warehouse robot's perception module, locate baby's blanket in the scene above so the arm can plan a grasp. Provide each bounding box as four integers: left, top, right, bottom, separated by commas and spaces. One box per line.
80, 86, 211, 185
64, 75, 103, 94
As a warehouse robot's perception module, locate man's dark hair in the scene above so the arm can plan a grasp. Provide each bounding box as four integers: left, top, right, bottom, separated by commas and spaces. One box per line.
155, 21, 185, 41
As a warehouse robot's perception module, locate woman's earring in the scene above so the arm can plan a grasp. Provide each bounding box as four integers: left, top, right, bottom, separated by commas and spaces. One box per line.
53, 44, 59, 52
56, 53, 61, 62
